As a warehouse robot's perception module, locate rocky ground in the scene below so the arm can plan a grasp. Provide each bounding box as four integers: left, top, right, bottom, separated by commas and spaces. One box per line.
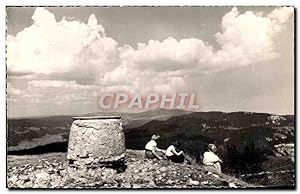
7, 150, 255, 189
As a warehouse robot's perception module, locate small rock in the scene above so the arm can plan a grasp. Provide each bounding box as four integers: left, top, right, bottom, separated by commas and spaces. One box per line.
87, 168, 95, 177
188, 178, 200, 185
16, 179, 24, 186
8, 175, 18, 185
201, 180, 210, 185
35, 171, 50, 182
141, 168, 148, 173
121, 182, 131, 188
148, 179, 156, 187
229, 182, 238, 188
60, 169, 67, 176
50, 179, 62, 188
23, 181, 33, 188
166, 179, 175, 184
19, 175, 30, 182
28, 173, 36, 182
132, 184, 142, 188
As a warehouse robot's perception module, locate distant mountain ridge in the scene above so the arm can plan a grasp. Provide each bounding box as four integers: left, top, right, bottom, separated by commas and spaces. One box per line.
7, 109, 191, 150
84, 108, 193, 128
7, 109, 293, 153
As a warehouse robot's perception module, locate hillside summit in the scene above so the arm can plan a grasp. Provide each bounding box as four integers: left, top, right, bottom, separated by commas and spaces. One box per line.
7, 150, 253, 189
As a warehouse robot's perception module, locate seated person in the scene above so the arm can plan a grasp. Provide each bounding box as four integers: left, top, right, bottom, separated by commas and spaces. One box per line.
203, 144, 223, 173
145, 134, 165, 160
165, 142, 184, 163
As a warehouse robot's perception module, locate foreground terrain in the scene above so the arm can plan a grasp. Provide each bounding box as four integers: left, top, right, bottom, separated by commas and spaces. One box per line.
8, 150, 253, 189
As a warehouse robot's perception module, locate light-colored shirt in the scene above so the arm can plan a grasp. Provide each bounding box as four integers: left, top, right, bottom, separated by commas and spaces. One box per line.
166, 145, 176, 157
145, 140, 157, 151
203, 151, 220, 166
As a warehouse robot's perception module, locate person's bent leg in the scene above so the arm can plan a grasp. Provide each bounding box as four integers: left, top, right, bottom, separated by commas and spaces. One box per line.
213, 162, 222, 173
145, 150, 155, 159
157, 150, 167, 159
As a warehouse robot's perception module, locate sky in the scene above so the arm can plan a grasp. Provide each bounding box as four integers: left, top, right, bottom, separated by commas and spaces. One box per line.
6, 6, 294, 117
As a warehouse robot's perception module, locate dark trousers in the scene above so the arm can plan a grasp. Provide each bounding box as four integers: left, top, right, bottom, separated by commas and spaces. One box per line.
145, 150, 156, 159
167, 154, 184, 163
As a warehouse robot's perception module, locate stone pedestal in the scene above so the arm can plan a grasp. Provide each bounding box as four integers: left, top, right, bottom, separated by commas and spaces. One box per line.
67, 116, 125, 168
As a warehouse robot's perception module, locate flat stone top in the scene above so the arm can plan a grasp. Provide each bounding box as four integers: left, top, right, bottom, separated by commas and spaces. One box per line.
72, 116, 121, 120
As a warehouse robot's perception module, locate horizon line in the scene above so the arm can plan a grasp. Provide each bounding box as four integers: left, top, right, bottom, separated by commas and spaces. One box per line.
6, 108, 294, 120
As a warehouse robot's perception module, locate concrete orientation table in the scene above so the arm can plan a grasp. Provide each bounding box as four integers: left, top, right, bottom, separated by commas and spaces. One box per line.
67, 116, 125, 168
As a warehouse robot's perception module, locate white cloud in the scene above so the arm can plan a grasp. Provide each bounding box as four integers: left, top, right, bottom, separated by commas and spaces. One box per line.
7, 7, 119, 84
128, 37, 214, 71
7, 80, 99, 109
102, 7, 293, 90
6, 7, 293, 111
213, 7, 293, 68
7, 83, 25, 97
268, 7, 294, 25
28, 80, 98, 90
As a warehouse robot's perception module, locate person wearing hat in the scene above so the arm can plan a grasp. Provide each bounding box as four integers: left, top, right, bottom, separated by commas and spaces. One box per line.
203, 144, 223, 173
145, 134, 165, 160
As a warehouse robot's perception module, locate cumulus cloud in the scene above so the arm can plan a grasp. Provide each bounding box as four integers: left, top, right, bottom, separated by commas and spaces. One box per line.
128, 37, 214, 71
6, 7, 294, 113
102, 7, 293, 90
213, 7, 293, 68
7, 7, 119, 84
